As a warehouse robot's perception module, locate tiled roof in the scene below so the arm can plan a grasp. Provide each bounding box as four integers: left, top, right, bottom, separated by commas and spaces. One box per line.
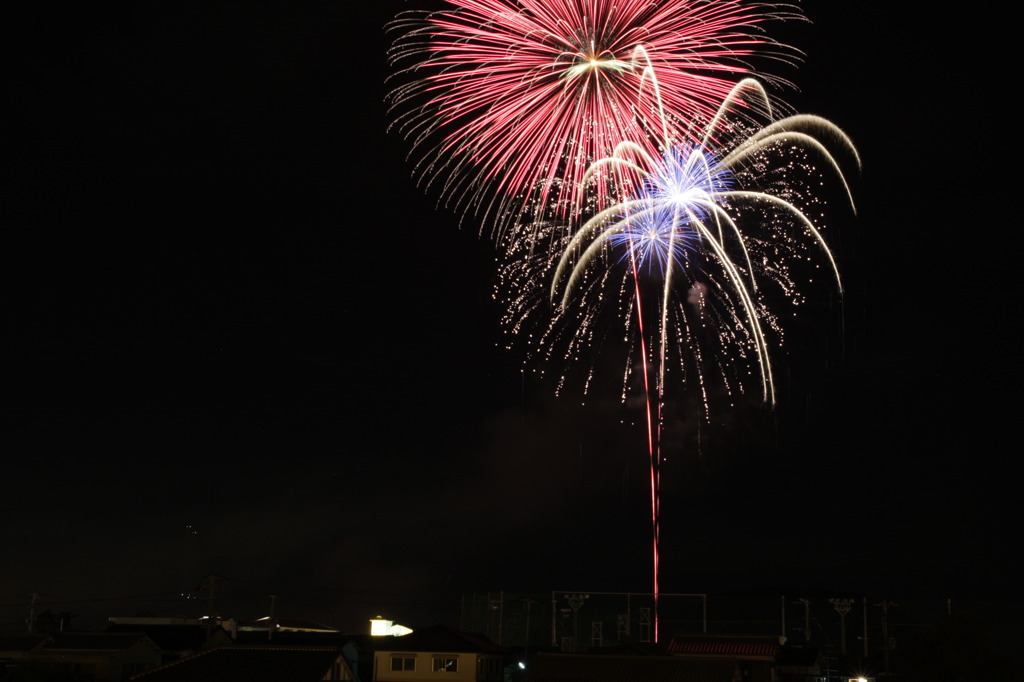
667, 633, 779, 658
523, 652, 738, 682
129, 645, 343, 681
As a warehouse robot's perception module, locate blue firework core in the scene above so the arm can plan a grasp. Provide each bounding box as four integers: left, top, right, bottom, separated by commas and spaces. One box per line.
606, 144, 733, 276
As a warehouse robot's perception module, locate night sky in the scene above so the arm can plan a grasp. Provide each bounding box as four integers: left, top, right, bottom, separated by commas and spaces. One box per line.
3, 4, 1015, 636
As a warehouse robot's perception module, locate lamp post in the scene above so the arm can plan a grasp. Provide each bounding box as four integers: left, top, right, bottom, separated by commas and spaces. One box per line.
795, 598, 811, 642
829, 598, 854, 656
565, 594, 588, 652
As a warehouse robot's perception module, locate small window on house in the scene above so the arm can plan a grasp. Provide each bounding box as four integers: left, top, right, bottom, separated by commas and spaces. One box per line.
390, 654, 416, 671
432, 655, 459, 672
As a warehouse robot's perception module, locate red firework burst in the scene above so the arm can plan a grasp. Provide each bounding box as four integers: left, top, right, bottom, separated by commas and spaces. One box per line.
387, 0, 803, 236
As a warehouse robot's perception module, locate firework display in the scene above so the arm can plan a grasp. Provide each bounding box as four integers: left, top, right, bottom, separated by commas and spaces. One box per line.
387, 0, 858, 643
387, 0, 803, 236
550, 78, 858, 406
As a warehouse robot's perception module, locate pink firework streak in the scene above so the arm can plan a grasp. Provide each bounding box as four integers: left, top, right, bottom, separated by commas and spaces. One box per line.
387, 0, 803, 236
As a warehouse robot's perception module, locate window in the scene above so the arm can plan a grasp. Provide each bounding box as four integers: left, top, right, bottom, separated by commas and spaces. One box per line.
432, 656, 458, 672
390, 655, 416, 671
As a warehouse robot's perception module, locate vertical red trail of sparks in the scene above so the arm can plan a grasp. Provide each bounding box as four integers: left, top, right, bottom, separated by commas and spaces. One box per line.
628, 248, 661, 643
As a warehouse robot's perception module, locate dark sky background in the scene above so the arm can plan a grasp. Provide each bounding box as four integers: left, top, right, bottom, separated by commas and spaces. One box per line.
3, 3, 1015, 636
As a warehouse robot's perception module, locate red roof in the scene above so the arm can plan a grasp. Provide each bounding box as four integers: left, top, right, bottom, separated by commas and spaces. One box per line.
667, 634, 779, 658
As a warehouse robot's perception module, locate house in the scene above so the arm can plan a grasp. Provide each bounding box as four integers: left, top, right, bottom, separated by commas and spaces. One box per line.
521, 652, 739, 682
370, 625, 510, 681
0, 634, 51, 676
106, 616, 234, 663
667, 633, 782, 682
128, 644, 355, 681
0, 631, 163, 681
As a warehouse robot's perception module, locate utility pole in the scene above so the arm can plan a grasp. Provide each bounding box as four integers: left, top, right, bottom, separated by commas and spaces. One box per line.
876, 599, 896, 675
200, 574, 223, 639
487, 592, 504, 645
26, 593, 39, 634
551, 592, 557, 648
861, 597, 869, 659
521, 598, 538, 658
780, 595, 786, 639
